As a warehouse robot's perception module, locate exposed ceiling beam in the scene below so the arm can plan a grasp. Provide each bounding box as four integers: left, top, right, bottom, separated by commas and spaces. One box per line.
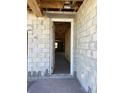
44, 11, 76, 15
40, 0, 83, 1
27, 0, 42, 17
39, 1, 64, 9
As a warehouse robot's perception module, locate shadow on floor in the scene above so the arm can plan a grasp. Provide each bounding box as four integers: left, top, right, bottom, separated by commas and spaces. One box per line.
27, 80, 36, 91
53, 52, 70, 74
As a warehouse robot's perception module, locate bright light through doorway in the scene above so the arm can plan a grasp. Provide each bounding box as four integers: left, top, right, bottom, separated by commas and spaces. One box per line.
55, 42, 58, 48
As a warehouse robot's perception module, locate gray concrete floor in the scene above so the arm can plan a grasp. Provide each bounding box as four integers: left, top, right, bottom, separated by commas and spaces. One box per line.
28, 77, 86, 93
53, 52, 70, 74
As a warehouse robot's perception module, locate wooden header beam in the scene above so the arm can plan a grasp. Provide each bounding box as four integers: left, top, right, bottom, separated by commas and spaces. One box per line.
39, 1, 64, 9
28, 0, 42, 17
40, 0, 83, 1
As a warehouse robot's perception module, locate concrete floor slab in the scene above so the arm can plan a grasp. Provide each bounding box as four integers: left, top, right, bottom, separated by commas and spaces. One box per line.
54, 52, 70, 74
28, 78, 87, 93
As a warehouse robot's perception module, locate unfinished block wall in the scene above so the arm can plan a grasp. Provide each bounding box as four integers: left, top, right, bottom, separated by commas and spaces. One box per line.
74, 0, 97, 93
27, 13, 53, 80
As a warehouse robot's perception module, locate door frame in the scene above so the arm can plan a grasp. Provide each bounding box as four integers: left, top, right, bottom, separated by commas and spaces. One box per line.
51, 18, 74, 76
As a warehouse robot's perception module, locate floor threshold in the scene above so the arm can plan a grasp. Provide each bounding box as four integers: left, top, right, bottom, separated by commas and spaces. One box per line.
50, 74, 74, 79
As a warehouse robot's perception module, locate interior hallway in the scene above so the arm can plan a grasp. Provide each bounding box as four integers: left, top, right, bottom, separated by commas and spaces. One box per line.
27, 0, 97, 93
54, 52, 70, 74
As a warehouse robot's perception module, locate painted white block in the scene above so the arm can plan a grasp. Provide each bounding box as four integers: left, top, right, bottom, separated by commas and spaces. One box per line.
92, 51, 97, 59
80, 37, 90, 43
87, 50, 92, 57
35, 58, 42, 62
90, 42, 96, 50
90, 26, 96, 34
32, 19, 38, 24
43, 30, 49, 34
28, 38, 33, 43
27, 25, 33, 31
38, 44, 45, 48
28, 58, 33, 63
87, 19, 93, 29
42, 58, 49, 62
80, 43, 89, 49
28, 33, 33, 38
92, 33, 96, 41
27, 19, 32, 25
37, 53, 44, 58
80, 31, 90, 37
45, 44, 49, 48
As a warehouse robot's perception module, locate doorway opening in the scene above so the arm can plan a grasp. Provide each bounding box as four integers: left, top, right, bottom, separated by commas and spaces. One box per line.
53, 22, 71, 74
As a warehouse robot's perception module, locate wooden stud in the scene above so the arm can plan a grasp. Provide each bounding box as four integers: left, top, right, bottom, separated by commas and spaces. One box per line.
27, 0, 42, 17
39, 1, 64, 9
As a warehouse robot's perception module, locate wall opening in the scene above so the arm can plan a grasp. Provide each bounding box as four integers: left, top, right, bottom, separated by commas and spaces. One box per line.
53, 22, 71, 74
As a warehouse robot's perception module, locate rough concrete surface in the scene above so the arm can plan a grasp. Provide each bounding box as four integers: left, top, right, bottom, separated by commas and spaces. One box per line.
28, 78, 87, 93
54, 52, 70, 74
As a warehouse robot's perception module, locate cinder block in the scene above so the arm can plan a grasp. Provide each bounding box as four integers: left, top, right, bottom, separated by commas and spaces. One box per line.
27, 25, 33, 31
38, 44, 45, 48
92, 51, 97, 59
28, 43, 33, 48
80, 30, 90, 37
28, 38, 33, 44
28, 33, 33, 38
86, 50, 92, 58
80, 36, 90, 43
27, 19, 32, 25
39, 34, 49, 39
80, 50, 86, 55
45, 44, 49, 48
45, 53, 50, 58
32, 48, 38, 54
38, 51, 45, 57
37, 25, 44, 30
90, 42, 96, 50
28, 58, 33, 63
38, 62, 45, 67
37, 38, 44, 44
43, 30, 49, 34
35, 58, 42, 62
28, 62, 34, 67
42, 58, 49, 63
87, 20, 93, 29
37, 19, 43, 25
89, 25, 96, 34
92, 33, 97, 41
33, 24, 38, 29
32, 19, 38, 24
28, 47, 33, 52
80, 43, 89, 49
42, 49, 49, 53
92, 16, 97, 25
28, 52, 33, 58
43, 38, 49, 43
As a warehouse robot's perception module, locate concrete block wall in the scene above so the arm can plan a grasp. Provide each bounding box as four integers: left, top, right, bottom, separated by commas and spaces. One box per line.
27, 13, 53, 80
74, 0, 97, 93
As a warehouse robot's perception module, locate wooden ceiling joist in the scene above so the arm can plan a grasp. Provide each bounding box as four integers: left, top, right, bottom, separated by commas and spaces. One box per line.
28, 0, 42, 17
39, 1, 64, 9
40, 0, 83, 1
